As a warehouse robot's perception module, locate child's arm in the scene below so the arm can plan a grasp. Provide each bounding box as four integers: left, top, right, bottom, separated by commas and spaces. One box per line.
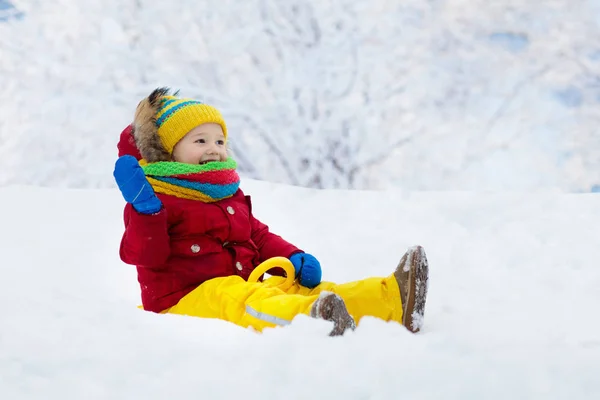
247, 194, 322, 287
114, 155, 170, 268
246, 195, 301, 262
119, 204, 171, 268
250, 214, 302, 262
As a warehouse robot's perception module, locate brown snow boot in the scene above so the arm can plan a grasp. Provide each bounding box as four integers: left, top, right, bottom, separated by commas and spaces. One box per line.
394, 245, 429, 333
310, 292, 356, 336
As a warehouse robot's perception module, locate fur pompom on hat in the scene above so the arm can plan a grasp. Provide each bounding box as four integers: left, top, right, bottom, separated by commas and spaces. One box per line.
133, 87, 228, 162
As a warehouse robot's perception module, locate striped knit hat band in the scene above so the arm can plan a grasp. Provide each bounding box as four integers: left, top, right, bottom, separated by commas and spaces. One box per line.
155, 95, 228, 155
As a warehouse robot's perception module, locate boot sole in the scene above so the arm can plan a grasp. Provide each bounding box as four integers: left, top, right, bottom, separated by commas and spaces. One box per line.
400, 246, 429, 333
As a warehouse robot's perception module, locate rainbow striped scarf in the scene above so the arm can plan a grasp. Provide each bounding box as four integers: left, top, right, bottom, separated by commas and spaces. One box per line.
140, 158, 240, 202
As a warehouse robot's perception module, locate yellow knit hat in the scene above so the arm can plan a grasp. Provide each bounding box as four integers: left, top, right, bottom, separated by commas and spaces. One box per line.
155, 95, 228, 155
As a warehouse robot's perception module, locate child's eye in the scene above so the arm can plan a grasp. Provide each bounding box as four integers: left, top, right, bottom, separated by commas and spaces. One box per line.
195, 139, 206, 144
216, 140, 225, 145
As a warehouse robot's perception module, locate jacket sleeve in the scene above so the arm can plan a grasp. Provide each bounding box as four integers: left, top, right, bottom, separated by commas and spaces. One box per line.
119, 203, 171, 268
246, 195, 302, 264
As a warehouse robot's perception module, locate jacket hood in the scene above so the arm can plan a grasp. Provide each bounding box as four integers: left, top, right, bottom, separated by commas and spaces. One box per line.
132, 87, 172, 162
117, 125, 142, 160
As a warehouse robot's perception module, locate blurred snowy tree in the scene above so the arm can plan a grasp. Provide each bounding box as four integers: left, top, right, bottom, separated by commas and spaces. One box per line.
0, 0, 599, 191
192, 0, 427, 188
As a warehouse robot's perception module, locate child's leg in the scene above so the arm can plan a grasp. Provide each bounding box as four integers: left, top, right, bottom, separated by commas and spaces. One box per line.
283, 275, 403, 325
165, 276, 315, 331
164, 275, 355, 335
275, 245, 429, 332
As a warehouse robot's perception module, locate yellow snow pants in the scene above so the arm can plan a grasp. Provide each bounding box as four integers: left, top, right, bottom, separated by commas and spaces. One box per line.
164, 257, 403, 332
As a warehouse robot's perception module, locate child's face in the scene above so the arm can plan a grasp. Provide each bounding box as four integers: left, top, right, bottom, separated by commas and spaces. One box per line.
171, 123, 228, 164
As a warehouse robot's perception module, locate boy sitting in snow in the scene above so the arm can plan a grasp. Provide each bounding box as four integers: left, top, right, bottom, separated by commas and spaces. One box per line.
114, 88, 429, 336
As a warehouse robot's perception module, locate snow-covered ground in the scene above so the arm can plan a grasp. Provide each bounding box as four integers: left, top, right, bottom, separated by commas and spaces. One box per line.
1, 181, 599, 399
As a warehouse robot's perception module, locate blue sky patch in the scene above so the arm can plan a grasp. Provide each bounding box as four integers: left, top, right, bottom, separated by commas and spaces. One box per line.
488, 32, 529, 53
552, 86, 583, 108
0, 1, 24, 22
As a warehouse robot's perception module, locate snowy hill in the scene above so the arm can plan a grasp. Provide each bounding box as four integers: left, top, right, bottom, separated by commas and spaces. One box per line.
1, 0, 600, 191
1, 181, 599, 399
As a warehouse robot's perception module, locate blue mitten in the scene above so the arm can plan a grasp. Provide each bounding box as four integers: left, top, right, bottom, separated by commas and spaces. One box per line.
290, 252, 322, 288
113, 155, 162, 214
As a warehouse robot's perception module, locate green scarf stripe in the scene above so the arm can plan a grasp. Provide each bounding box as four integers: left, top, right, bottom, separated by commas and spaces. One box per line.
142, 157, 237, 176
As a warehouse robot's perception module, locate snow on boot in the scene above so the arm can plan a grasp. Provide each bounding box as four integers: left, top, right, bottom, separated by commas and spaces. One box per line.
394, 245, 429, 333
310, 292, 356, 336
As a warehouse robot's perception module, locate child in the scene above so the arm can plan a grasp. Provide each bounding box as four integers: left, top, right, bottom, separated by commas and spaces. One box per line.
114, 88, 429, 336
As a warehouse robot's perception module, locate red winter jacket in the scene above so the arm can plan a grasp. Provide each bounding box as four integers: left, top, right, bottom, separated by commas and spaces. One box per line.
117, 126, 301, 312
